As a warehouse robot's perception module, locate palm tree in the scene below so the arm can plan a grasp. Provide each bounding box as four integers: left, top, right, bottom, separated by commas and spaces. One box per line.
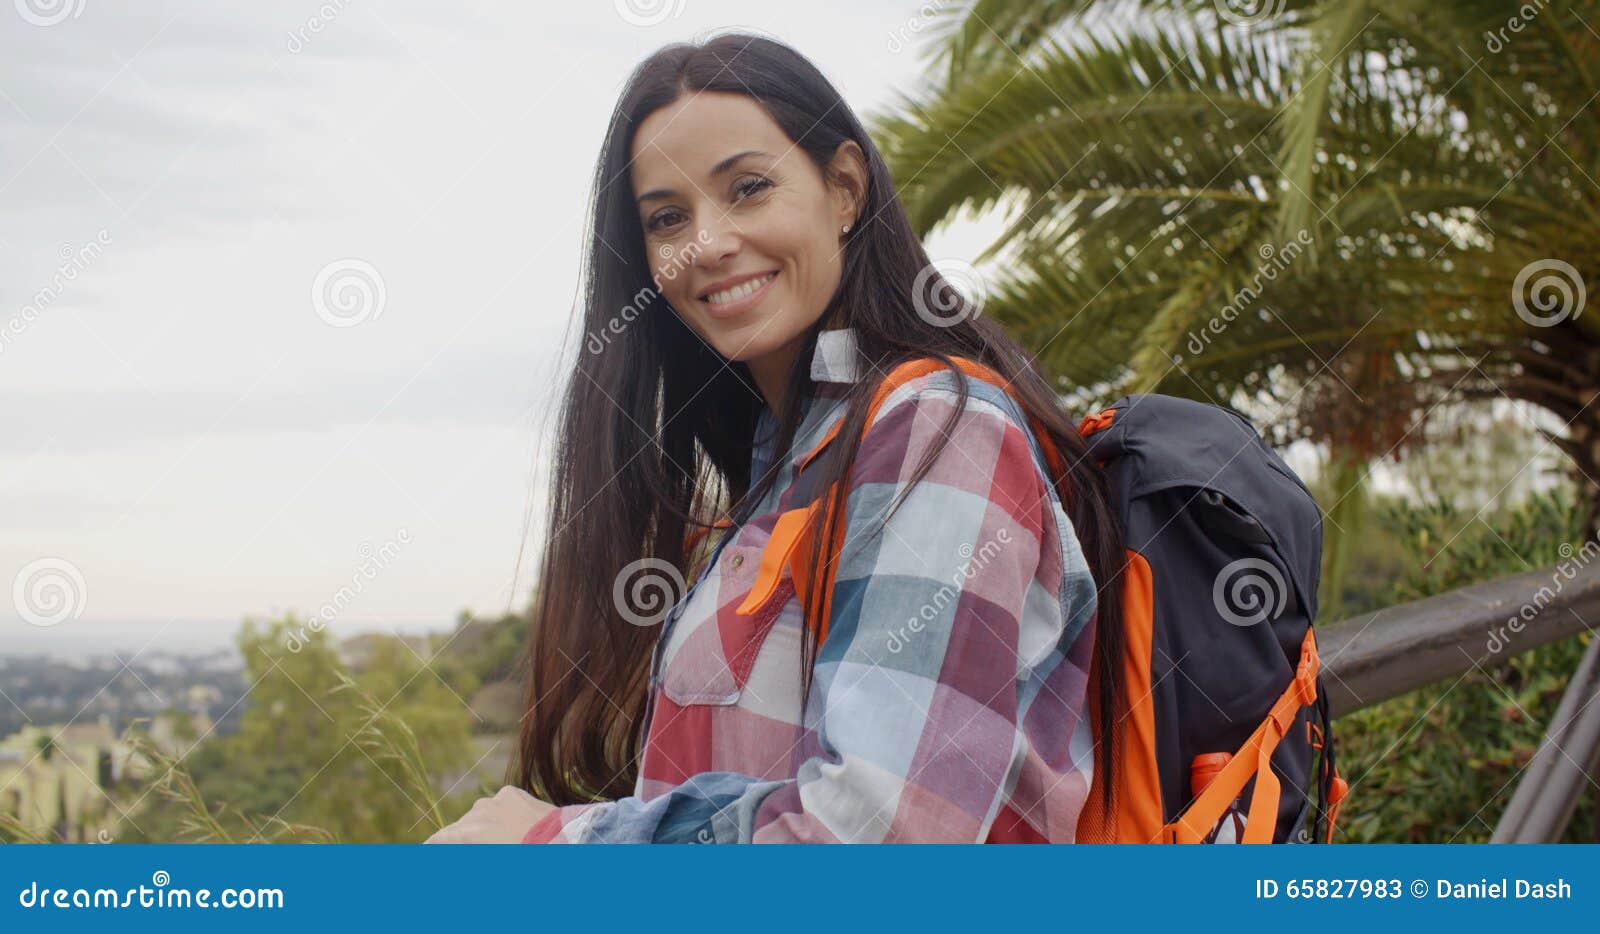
872, 0, 1599, 535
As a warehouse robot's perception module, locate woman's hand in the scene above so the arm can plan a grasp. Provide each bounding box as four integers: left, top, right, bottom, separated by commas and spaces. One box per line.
424, 786, 556, 844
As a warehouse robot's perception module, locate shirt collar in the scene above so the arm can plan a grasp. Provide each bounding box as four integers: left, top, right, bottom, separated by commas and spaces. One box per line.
750, 327, 861, 483
810, 326, 863, 385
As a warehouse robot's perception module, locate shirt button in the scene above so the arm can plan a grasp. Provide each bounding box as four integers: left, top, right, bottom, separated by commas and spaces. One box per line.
730, 554, 744, 570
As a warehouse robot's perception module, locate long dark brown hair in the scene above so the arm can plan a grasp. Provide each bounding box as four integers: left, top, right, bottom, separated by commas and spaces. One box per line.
515, 32, 1126, 822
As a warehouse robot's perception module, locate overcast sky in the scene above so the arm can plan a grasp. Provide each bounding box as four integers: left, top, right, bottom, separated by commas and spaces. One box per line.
0, 1, 1004, 654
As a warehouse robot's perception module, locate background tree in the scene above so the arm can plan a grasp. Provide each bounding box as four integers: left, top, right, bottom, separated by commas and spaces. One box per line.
872, 1, 1599, 599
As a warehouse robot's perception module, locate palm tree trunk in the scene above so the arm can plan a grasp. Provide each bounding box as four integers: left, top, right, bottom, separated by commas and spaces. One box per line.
1321, 450, 1369, 621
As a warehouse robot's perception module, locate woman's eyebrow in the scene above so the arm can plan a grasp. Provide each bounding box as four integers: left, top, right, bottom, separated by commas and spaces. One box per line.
636, 150, 772, 204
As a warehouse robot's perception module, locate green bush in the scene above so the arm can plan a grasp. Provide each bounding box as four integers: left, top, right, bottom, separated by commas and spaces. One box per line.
116, 616, 480, 844
1332, 493, 1596, 843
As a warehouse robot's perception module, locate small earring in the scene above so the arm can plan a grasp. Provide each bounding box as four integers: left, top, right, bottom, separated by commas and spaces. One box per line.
841, 223, 851, 234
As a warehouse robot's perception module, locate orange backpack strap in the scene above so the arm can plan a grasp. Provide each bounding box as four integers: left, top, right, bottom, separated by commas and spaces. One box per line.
799, 356, 1066, 475
1078, 549, 1165, 843
1160, 627, 1322, 843
738, 357, 1062, 646
1326, 768, 1349, 843
735, 502, 819, 615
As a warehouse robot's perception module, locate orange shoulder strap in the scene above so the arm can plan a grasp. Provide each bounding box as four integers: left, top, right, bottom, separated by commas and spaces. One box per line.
737, 356, 1066, 645
1077, 549, 1165, 843
801, 356, 1068, 486
1161, 627, 1323, 843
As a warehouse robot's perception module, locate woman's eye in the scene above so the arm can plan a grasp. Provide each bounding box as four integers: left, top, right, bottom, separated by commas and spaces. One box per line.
646, 209, 686, 233
645, 179, 769, 234
733, 176, 773, 200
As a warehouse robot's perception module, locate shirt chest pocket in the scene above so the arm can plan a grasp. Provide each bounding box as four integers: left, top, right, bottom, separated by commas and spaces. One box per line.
658, 516, 801, 707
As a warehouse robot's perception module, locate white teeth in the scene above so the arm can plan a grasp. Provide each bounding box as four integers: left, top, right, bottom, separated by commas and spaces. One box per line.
704, 273, 775, 306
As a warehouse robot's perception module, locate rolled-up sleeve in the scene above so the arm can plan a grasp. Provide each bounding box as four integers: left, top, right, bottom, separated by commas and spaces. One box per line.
524, 371, 1095, 843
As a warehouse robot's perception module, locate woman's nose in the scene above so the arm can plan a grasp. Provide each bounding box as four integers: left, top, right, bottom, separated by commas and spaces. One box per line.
693, 214, 742, 266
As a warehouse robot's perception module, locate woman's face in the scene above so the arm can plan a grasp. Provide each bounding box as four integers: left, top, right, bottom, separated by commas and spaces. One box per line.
629, 91, 863, 404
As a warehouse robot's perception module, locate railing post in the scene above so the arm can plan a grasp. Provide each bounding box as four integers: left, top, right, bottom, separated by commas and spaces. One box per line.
1489, 633, 1600, 843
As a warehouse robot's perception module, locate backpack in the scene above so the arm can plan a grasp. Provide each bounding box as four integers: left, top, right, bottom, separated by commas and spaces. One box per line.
1072, 391, 1346, 844
700, 356, 1348, 843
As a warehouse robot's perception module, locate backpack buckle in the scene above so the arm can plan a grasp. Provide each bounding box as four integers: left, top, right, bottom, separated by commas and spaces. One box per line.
1077, 408, 1116, 436
1292, 637, 1319, 707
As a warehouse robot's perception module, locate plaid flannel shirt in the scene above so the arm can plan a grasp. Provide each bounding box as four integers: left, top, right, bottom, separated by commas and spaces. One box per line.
524, 327, 1099, 843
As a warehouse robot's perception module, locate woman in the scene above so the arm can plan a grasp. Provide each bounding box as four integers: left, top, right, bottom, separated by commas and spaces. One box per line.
426, 31, 1125, 844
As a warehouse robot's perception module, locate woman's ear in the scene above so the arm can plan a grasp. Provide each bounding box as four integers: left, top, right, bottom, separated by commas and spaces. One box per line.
827, 140, 868, 230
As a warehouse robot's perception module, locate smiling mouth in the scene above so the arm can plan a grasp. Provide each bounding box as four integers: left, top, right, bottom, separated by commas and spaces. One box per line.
699, 271, 778, 309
